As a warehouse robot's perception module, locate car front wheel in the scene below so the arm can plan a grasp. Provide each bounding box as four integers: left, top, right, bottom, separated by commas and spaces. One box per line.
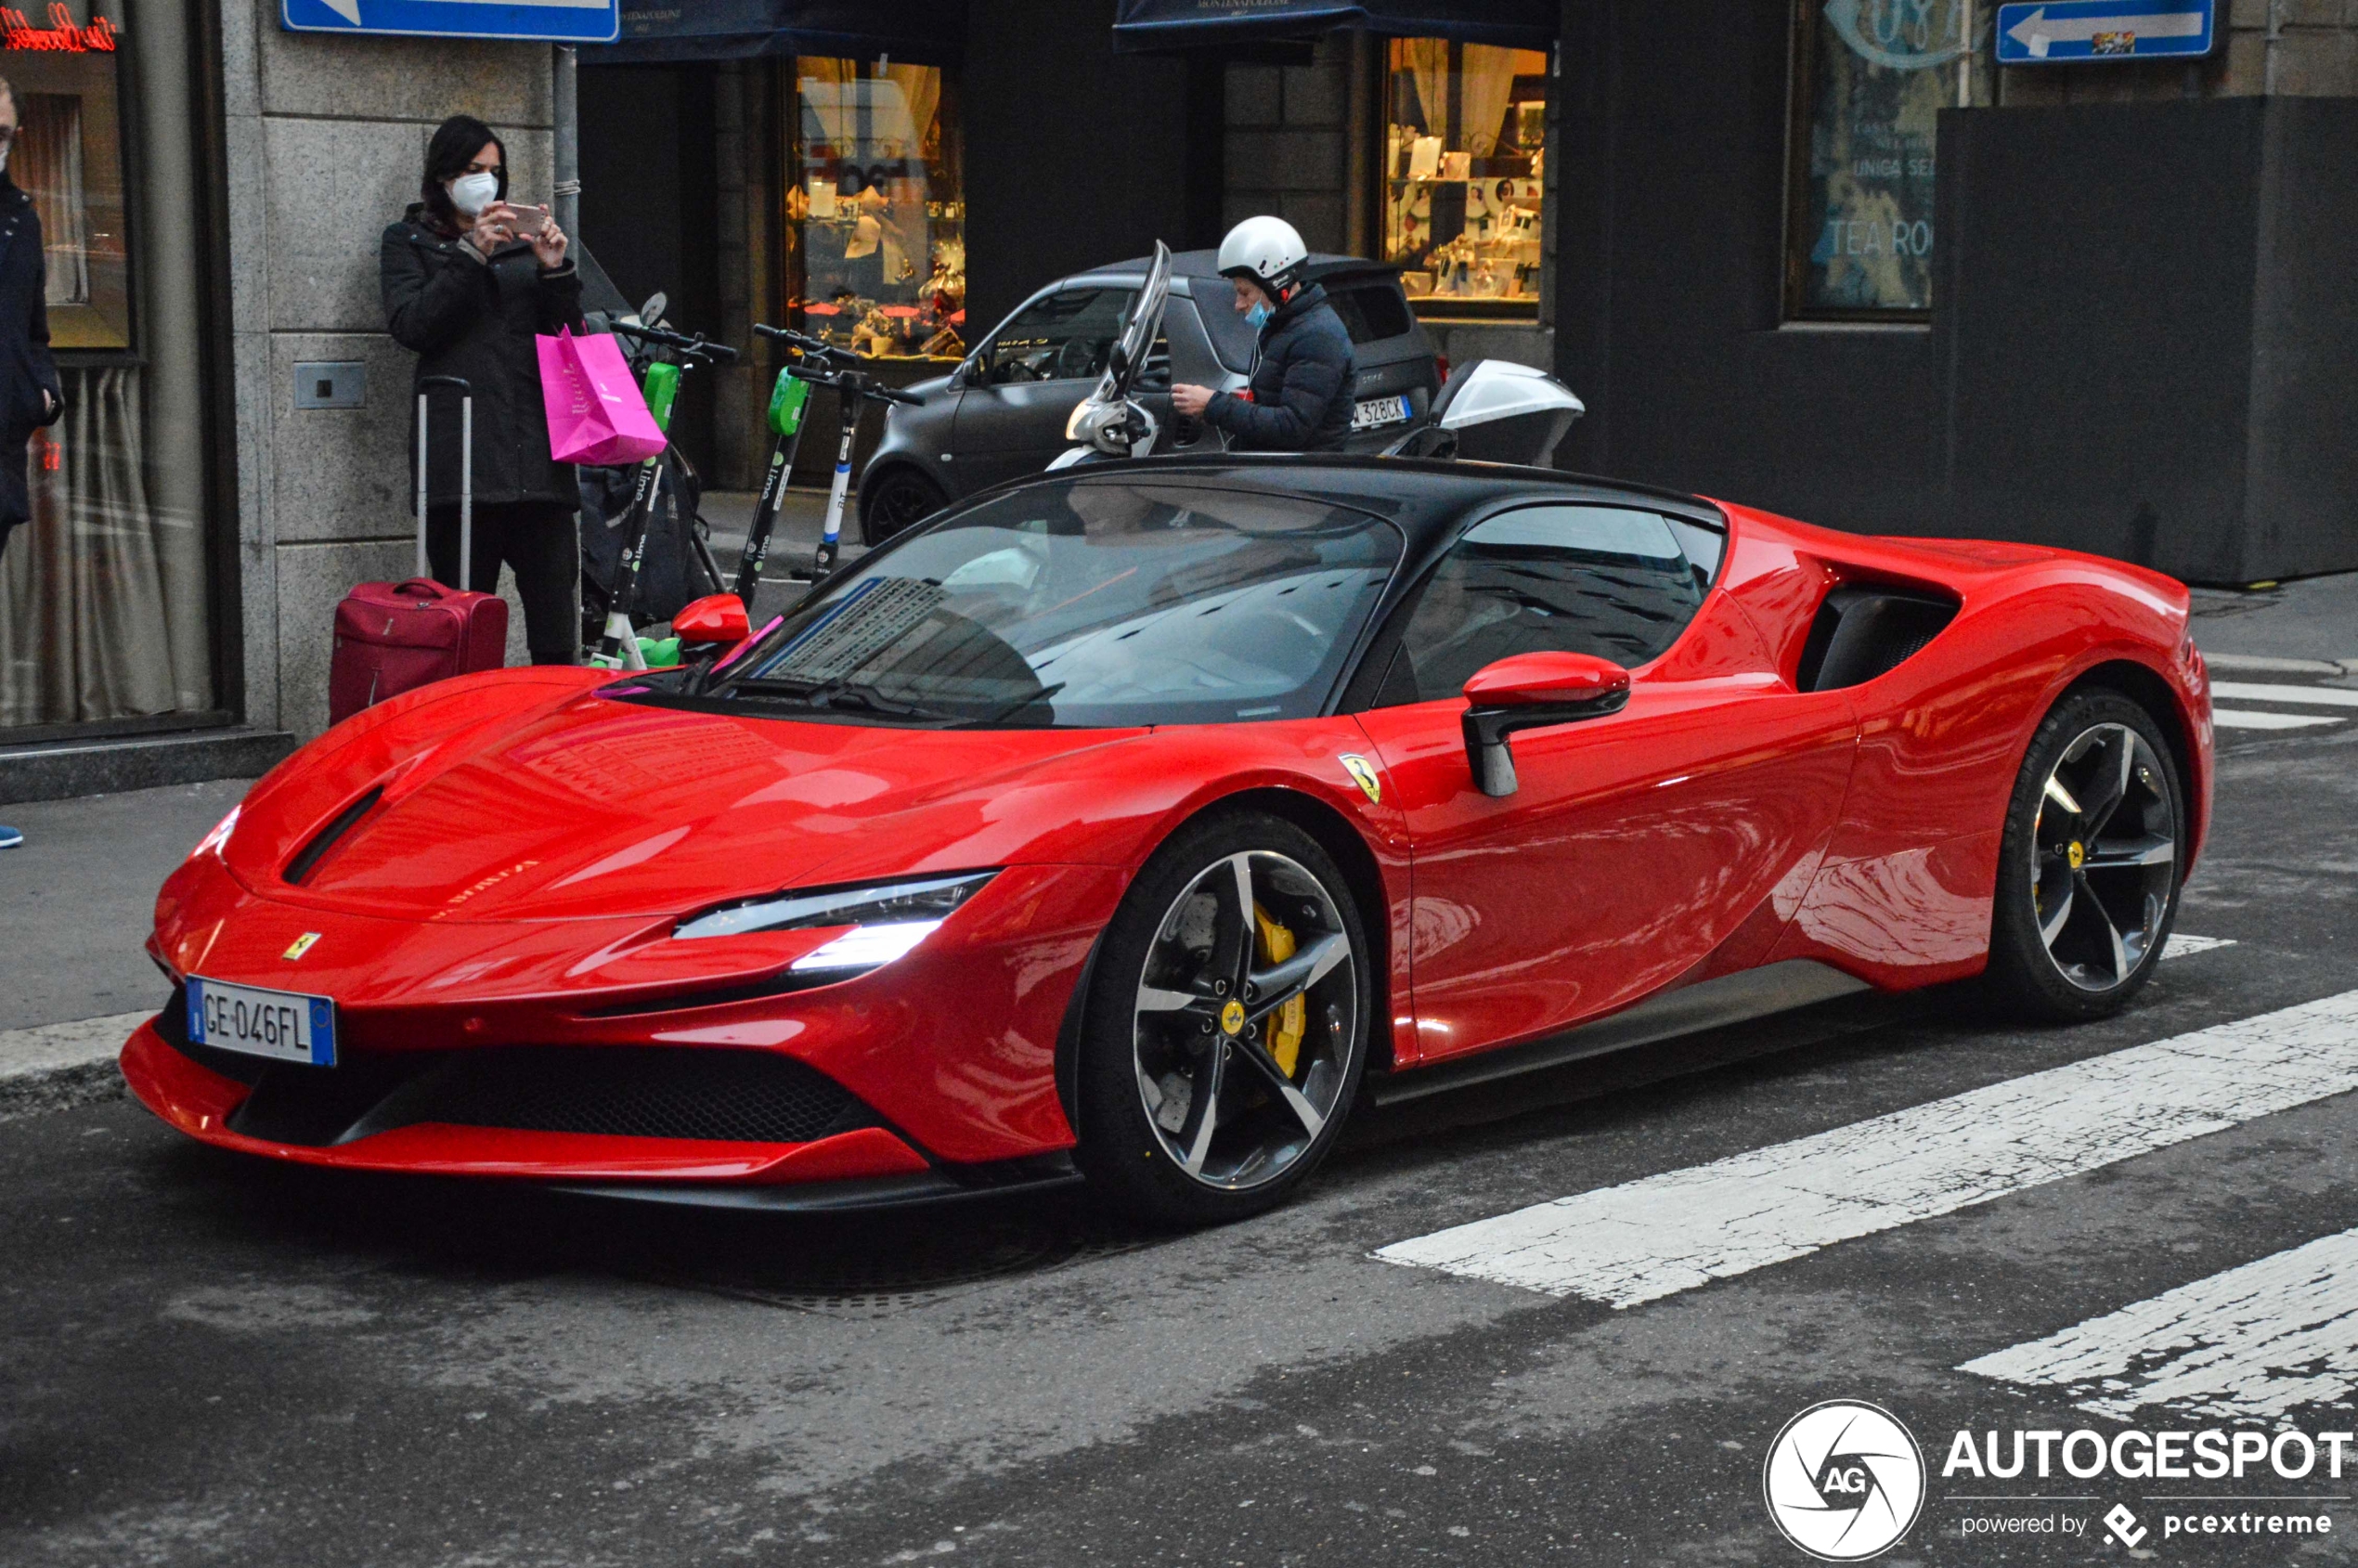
1074, 811, 1371, 1225
1983, 689, 2185, 1021
859, 467, 946, 546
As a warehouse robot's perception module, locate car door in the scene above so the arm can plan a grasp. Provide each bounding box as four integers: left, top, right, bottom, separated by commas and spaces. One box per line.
1350, 504, 1859, 1064
950, 287, 1135, 490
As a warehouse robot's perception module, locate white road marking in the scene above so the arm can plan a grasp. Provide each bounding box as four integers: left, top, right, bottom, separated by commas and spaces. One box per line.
2161, 934, 2235, 958
2212, 710, 2342, 731
2201, 653, 2350, 676
2209, 681, 2358, 708
1961, 1227, 2358, 1420
1373, 989, 2358, 1308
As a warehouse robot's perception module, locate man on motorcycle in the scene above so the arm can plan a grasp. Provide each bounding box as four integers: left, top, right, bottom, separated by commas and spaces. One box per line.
1172, 216, 1356, 453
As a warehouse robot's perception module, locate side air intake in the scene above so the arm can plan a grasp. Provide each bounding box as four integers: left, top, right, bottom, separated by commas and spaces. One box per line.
1795, 585, 1960, 693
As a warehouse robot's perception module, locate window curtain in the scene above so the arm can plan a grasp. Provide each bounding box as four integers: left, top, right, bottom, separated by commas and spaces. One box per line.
1458, 45, 1519, 156
0, 366, 214, 726
18, 92, 89, 307
1396, 37, 1448, 134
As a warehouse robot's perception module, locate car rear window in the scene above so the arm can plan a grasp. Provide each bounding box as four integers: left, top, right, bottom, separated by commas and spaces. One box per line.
1198, 276, 1419, 370
1325, 282, 1414, 343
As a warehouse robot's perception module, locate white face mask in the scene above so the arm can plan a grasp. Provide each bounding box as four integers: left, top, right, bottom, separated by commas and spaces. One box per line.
447, 171, 499, 217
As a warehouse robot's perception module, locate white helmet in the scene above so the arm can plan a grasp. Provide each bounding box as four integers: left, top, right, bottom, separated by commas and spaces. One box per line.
1216, 214, 1308, 294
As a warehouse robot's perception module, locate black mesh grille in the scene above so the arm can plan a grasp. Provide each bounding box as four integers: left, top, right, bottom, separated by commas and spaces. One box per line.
387, 1047, 868, 1144
178, 1031, 879, 1148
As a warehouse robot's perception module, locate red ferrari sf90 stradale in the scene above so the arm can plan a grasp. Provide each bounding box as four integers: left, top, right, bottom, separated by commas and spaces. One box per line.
126, 457, 2212, 1224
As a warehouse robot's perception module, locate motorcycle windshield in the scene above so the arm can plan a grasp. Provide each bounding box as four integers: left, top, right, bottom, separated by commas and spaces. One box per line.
1093, 240, 1171, 407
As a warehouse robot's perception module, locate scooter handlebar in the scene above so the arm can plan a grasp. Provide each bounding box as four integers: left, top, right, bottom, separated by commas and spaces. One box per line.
610, 321, 739, 363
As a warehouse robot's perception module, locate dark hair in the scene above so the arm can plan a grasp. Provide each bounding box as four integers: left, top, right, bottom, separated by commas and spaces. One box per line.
420, 114, 506, 234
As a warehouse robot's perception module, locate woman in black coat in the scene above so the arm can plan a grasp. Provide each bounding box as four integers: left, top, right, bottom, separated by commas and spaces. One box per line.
380, 114, 584, 664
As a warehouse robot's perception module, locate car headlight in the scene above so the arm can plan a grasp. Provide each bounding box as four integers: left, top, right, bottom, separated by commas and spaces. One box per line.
189, 803, 240, 862
675, 871, 998, 976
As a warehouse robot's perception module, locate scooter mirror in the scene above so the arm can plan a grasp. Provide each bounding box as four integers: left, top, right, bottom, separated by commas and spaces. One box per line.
672, 593, 751, 649
639, 291, 668, 328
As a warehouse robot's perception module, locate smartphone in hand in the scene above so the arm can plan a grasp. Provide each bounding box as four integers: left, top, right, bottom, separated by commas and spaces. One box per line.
498, 203, 550, 240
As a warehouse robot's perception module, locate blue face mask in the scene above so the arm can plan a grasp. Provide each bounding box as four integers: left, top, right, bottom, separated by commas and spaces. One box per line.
1245, 301, 1274, 329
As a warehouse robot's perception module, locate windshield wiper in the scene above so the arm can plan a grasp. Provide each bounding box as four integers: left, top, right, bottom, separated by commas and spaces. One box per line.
729, 676, 952, 722
959, 681, 1067, 729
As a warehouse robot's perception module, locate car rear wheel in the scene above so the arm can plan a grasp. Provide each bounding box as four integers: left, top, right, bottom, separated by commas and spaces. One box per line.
860, 467, 946, 546
1074, 811, 1371, 1226
1983, 690, 2184, 1021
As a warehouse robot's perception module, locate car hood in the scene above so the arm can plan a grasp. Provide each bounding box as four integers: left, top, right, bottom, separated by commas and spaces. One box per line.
227, 686, 1152, 922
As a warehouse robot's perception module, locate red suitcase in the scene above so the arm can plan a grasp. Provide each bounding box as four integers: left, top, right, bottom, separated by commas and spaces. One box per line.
328, 376, 508, 725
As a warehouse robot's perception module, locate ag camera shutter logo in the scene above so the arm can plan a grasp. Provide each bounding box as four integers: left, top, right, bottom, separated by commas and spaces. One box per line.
1763, 1400, 1926, 1561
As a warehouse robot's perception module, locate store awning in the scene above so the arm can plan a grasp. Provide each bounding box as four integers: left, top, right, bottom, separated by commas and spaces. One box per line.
1110, 0, 1556, 53
590, 0, 964, 66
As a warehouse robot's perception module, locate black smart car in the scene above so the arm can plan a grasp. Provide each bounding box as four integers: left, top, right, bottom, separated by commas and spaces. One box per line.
855, 250, 1443, 543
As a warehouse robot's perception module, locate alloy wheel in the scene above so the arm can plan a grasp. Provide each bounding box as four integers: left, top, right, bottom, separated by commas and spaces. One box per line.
2029, 721, 2178, 992
1131, 850, 1360, 1190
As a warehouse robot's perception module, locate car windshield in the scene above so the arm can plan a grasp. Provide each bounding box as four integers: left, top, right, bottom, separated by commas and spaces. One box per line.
706, 478, 1402, 728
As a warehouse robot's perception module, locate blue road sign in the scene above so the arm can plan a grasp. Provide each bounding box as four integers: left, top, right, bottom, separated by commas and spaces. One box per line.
1995, 0, 2216, 62
281, 0, 619, 44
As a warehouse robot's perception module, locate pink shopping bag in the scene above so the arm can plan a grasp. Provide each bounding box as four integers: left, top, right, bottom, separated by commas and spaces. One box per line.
538, 327, 666, 466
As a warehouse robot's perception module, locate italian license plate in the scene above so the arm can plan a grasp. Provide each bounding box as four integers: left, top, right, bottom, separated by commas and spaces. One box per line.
185, 978, 337, 1067
1352, 394, 1411, 431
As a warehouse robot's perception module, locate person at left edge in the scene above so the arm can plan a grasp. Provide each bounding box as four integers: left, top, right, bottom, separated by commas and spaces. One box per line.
380, 113, 583, 665
0, 71, 65, 851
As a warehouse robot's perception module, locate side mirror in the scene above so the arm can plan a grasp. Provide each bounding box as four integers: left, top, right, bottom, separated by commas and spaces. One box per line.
673, 593, 751, 650
1461, 652, 1631, 797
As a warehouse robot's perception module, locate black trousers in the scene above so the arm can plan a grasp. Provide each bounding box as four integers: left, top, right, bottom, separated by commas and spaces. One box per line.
425, 499, 577, 666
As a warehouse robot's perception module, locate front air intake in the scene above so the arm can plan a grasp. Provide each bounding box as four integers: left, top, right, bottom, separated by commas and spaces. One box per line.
282, 785, 385, 886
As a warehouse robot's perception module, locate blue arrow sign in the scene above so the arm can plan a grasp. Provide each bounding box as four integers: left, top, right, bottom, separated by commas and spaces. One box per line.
282, 0, 619, 44
1995, 0, 2216, 62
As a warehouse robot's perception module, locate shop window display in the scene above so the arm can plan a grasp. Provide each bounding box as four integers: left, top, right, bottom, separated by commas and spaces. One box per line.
0, 0, 216, 735
1381, 40, 1548, 315
783, 58, 965, 361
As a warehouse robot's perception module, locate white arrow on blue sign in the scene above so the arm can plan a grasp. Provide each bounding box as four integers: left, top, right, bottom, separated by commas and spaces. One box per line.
282, 0, 619, 44
1994, 0, 2216, 62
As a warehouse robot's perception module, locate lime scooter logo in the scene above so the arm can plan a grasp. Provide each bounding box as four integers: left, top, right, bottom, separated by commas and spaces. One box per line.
1763, 1400, 1926, 1561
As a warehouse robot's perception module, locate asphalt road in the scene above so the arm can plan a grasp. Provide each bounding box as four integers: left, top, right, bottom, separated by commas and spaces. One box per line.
6, 597, 2358, 1565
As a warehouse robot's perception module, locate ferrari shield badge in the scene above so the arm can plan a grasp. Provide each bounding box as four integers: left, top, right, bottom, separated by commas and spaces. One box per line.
282, 932, 321, 961
1339, 754, 1381, 805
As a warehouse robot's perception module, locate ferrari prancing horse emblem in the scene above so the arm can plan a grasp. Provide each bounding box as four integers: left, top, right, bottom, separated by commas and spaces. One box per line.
282, 932, 321, 961
1339, 753, 1381, 805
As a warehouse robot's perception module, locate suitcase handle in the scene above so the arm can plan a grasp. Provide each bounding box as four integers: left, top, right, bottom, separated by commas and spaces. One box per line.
391, 577, 453, 599
417, 379, 474, 590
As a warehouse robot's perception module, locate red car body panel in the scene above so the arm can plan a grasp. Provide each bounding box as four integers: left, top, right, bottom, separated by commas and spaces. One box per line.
125, 483, 2212, 1197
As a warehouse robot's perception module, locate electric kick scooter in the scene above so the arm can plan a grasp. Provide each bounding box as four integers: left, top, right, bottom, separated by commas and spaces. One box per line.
588, 320, 737, 669
738, 324, 925, 586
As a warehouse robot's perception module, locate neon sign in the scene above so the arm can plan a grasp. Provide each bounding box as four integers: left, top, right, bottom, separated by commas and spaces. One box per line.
1, 6, 117, 51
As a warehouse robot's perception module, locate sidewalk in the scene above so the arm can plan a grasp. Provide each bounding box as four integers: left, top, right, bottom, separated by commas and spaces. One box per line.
4, 572, 2352, 1121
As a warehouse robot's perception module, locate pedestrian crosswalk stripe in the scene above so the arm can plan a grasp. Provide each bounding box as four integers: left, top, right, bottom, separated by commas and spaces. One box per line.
2213, 710, 2341, 730
1373, 988, 2358, 1308
1960, 1226, 2358, 1421
2209, 680, 2358, 708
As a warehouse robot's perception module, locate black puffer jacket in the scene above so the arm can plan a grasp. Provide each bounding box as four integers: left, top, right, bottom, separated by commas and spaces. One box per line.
381, 204, 584, 509
1204, 282, 1356, 452
0, 177, 63, 541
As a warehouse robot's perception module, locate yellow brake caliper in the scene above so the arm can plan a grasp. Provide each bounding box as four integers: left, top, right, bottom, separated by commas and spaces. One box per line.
1251, 903, 1307, 1078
